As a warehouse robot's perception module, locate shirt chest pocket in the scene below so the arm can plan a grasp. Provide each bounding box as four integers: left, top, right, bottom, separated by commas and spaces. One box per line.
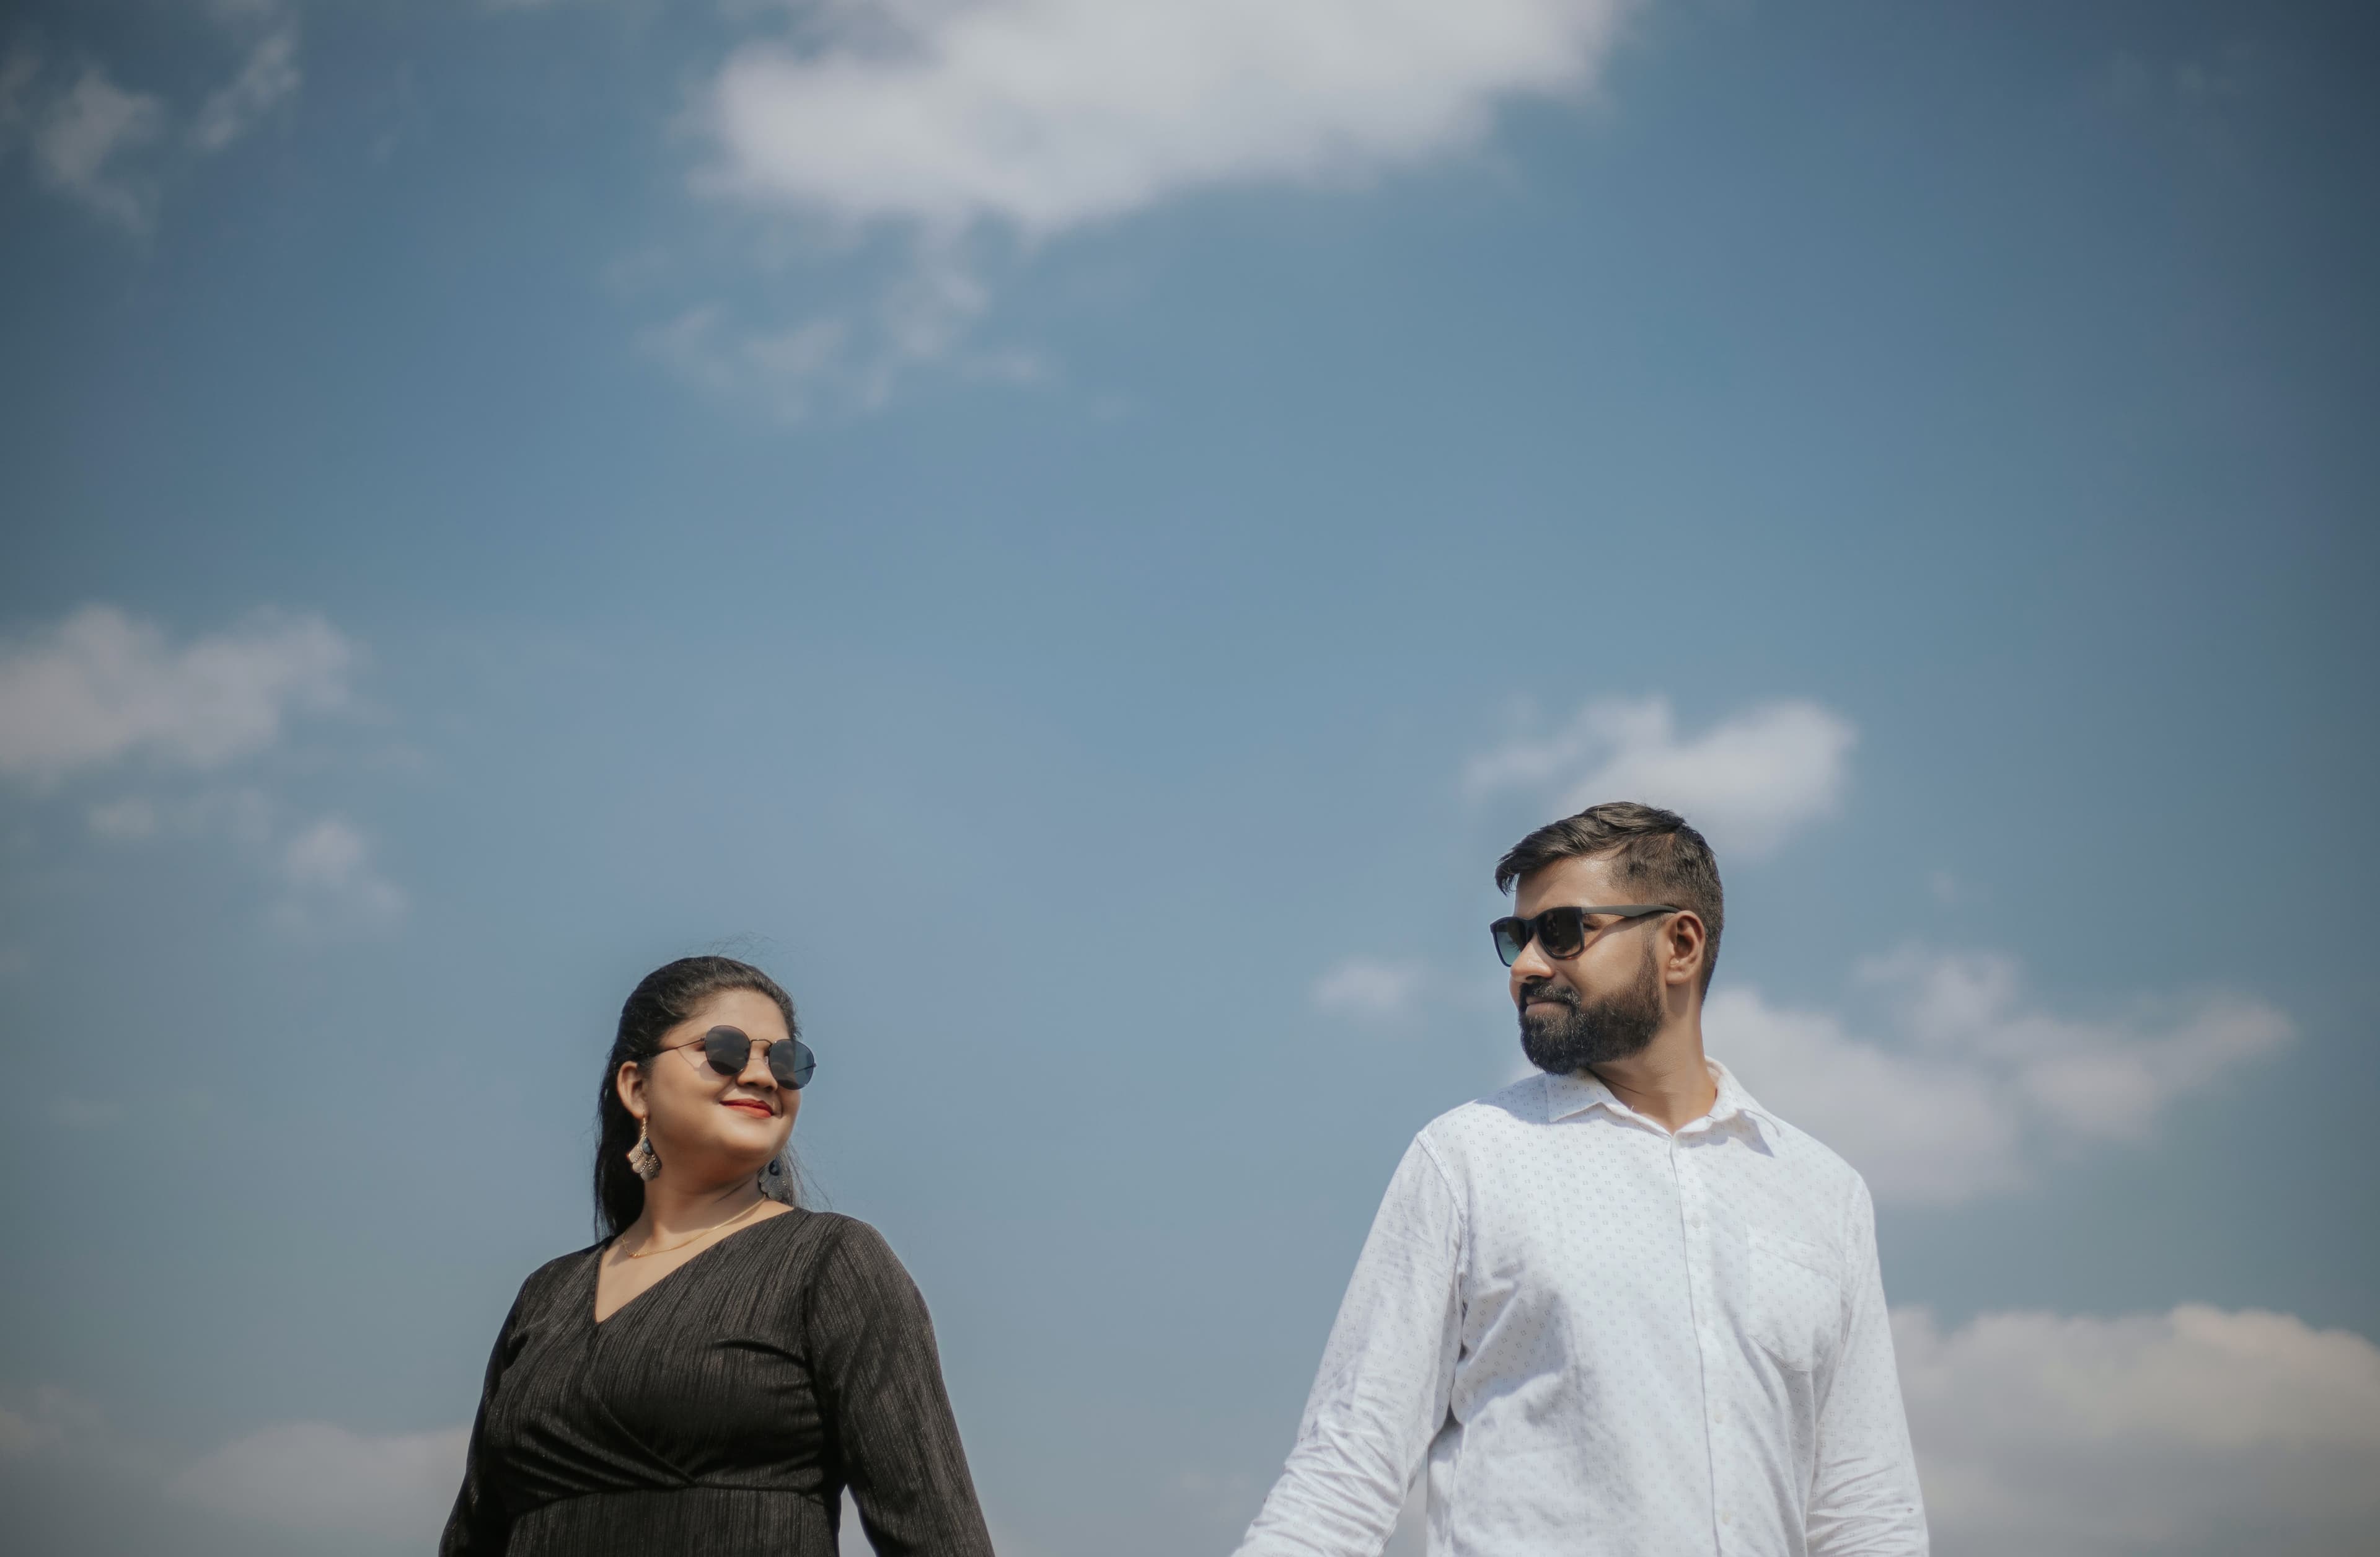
1748, 1228, 1841, 1373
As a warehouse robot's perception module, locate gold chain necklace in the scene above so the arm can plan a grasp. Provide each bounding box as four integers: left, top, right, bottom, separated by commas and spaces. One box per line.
623, 1196, 767, 1261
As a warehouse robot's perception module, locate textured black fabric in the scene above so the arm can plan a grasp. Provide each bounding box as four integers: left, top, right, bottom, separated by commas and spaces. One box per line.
441, 1210, 995, 1557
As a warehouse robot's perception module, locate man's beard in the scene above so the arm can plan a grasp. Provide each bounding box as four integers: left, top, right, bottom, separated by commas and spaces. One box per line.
1517, 948, 1664, 1075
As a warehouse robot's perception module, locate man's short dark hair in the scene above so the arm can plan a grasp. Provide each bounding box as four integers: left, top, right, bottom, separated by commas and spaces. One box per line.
1494, 801, 1726, 992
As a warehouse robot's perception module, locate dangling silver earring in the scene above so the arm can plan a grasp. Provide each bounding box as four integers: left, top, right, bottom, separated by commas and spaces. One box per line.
627, 1119, 661, 1181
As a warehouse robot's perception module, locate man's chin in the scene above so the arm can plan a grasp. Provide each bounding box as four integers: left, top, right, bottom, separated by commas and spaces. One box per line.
1520, 1019, 1655, 1075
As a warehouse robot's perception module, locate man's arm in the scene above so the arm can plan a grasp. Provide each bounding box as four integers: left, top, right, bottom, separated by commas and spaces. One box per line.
1232, 1137, 1465, 1557
1805, 1175, 1929, 1557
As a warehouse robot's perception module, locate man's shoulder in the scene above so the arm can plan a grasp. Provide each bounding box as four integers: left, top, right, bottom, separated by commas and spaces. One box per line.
1409, 1074, 1548, 1171
1727, 1088, 1871, 1201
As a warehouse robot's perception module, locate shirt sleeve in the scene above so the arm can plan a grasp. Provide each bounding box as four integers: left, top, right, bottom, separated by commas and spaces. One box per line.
1232, 1137, 1465, 1557
806, 1219, 998, 1557
1805, 1175, 1929, 1557
439, 1290, 526, 1557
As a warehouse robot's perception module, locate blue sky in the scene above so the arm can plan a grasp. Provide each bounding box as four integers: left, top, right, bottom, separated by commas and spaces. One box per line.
2, 2, 2376, 1554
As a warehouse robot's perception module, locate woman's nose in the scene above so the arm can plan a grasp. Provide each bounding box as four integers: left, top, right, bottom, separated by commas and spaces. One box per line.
738, 1048, 778, 1088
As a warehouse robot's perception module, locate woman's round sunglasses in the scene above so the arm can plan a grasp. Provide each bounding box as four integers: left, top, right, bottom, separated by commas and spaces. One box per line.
664, 1025, 818, 1090
1489, 904, 1679, 967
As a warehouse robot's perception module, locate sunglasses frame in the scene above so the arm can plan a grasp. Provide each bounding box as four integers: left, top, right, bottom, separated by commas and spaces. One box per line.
663, 1024, 817, 1090
1489, 904, 1681, 967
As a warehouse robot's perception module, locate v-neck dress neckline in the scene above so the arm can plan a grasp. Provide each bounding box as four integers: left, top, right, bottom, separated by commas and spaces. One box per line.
589, 1206, 795, 1328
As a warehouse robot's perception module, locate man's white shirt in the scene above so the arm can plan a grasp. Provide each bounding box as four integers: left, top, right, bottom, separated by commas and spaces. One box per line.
1232, 1060, 1928, 1557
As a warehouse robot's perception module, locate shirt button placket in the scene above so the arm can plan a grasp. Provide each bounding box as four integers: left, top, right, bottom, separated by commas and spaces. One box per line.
1675, 1142, 1732, 1552
1672, 1136, 1729, 1552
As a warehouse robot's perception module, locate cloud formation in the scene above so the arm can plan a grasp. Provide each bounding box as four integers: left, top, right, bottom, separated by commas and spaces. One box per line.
1710, 948, 2291, 1203
192, 22, 301, 154
1312, 958, 1429, 1023
272, 815, 408, 932
30, 66, 165, 230
0, 1387, 104, 1459
0, 606, 353, 780
703, 0, 1635, 236
1465, 696, 1856, 858
5, 10, 302, 231
168, 1421, 468, 1542
674, 1, 1634, 412
1901, 1305, 2380, 1556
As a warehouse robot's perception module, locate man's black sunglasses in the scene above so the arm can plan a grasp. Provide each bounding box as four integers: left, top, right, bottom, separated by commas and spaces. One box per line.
1490, 904, 1680, 967
664, 1025, 818, 1090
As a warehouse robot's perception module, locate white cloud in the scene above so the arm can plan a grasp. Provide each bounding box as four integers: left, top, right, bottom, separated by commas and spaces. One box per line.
0, 1386, 104, 1459
1465, 696, 1856, 858
679, 1, 1633, 409
703, 0, 1634, 236
1709, 949, 2291, 1204
0, 606, 353, 781
1862, 946, 2291, 1142
31, 66, 166, 230
639, 242, 1043, 420
1313, 958, 1429, 1023
1900, 1305, 2380, 1556
640, 304, 852, 423
168, 1421, 469, 1542
273, 815, 407, 931
192, 22, 301, 153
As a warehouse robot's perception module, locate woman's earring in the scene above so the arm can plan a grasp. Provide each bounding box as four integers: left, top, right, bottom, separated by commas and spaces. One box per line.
627, 1119, 661, 1181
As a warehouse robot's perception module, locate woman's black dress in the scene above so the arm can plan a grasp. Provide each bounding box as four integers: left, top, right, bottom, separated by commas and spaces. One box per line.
440, 1209, 995, 1556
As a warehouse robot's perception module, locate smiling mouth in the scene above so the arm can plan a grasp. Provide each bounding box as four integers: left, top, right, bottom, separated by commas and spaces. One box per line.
721, 1100, 773, 1117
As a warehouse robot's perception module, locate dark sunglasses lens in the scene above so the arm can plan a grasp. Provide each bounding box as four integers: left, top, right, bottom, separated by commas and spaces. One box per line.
767, 1039, 816, 1090
1490, 918, 1527, 966
701, 1026, 751, 1075
1535, 907, 1588, 959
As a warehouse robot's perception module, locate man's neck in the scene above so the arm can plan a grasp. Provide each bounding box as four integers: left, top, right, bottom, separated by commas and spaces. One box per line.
1586, 1022, 1716, 1134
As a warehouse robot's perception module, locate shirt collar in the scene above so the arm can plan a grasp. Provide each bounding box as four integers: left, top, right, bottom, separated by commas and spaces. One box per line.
1540, 1056, 1780, 1145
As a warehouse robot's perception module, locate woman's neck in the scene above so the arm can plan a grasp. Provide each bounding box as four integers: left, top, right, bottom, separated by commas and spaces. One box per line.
635, 1174, 765, 1242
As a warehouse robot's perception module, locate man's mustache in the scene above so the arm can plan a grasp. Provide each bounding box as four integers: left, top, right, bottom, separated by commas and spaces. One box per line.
1518, 977, 1579, 1009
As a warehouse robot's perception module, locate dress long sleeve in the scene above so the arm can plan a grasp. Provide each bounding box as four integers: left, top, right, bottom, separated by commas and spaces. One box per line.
441, 1291, 527, 1557
805, 1220, 998, 1557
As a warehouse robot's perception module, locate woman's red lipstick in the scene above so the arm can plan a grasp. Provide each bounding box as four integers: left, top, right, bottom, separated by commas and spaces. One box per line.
721, 1099, 772, 1117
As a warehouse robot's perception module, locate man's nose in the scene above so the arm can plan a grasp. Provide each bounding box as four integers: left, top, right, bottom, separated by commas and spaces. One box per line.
1510, 935, 1556, 982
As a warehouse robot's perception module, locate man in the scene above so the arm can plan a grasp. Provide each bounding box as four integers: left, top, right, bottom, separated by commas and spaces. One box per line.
1233, 803, 1927, 1557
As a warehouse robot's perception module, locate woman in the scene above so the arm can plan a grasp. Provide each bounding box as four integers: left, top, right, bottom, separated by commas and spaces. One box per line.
441, 956, 996, 1556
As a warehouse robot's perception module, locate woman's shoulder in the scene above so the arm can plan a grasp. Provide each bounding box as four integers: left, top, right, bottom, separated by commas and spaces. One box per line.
764, 1209, 912, 1285
509, 1240, 604, 1308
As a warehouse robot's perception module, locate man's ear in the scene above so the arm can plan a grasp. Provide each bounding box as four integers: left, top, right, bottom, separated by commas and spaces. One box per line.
1662, 912, 1708, 989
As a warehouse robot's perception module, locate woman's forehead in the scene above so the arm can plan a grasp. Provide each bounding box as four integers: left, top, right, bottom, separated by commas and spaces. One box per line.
685, 987, 789, 1036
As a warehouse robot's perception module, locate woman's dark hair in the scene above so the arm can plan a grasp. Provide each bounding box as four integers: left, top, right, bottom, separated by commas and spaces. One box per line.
595, 955, 803, 1239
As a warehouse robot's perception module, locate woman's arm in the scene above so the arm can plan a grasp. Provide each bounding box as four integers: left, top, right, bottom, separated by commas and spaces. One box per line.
808, 1220, 997, 1557
438, 1294, 524, 1557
